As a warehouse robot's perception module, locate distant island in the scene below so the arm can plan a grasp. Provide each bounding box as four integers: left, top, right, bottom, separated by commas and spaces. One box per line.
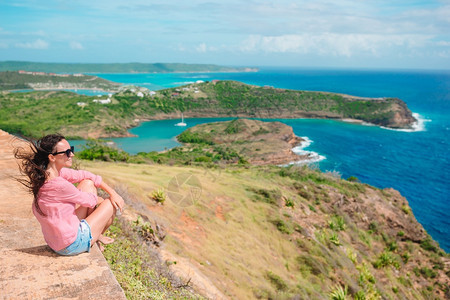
0, 71, 121, 92
0, 61, 258, 73
0, 78, 417, 139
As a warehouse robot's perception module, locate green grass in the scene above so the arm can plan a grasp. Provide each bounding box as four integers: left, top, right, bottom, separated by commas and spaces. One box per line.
103, 219, 204, 299
78, 160, 448, 300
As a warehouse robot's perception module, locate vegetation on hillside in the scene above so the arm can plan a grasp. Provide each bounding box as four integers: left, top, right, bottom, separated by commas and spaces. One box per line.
73, 120, 448, 299
0, 71, 120, 91
0, 61, 251, 73
0, 80, 415, 139
103, 218, 204, 299
82, 160, 449, 300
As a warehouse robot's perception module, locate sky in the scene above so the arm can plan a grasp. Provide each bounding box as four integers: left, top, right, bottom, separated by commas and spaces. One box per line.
1, 0, 450, 70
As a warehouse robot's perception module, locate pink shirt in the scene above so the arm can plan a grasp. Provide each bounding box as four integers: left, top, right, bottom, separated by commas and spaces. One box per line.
33, 168, 102, 251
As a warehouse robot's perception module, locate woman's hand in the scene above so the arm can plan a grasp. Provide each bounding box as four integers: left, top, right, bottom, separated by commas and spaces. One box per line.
98, 181, 125, 213
109, 192, 125, 213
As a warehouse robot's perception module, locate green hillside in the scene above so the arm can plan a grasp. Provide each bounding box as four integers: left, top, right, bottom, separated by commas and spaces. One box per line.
81, 159, 449, 299
0, 61, 253, 73
0, 71, 120, 91
74, 120, 448, 299
0, 80, 417, 139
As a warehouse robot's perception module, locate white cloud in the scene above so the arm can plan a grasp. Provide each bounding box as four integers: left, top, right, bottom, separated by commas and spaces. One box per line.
15, 39, 49, 49
437, 40, 450, 46
195, 43, 217, 53
70, 41, 84, 50
196, 43, 207, 53
240, 33, 433, 57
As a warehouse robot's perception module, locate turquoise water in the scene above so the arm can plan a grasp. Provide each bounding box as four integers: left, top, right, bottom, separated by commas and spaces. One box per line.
85, 69, 450, 252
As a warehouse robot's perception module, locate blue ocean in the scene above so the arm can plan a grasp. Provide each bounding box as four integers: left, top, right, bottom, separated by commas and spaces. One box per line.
89, 68, 449, 252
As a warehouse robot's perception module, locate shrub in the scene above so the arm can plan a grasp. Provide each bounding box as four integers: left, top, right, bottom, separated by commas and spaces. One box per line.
386, 241, 398, 252
249, 187, 282, 205
78, 139, 129, 162
373, 251, 400, 269
401, 252, 411, 263
357, 263, 375, 285
419, 267, 437, 279
329, 232, 341, 246
401, 205, 411, 215
151, 189, 166, 204
328, 285, 348, 300
132, 216, 156, 242
271, 218, 293, 234
329, 215, 346, 231
420, 236, 439, 253
194, 156, 211, 162
354, 290, 365, 300
285, 198, 295, 208
296, 254, 330, 276
265, 271, 288, 291
368, 222, 378, 234
347, 176, 359, 182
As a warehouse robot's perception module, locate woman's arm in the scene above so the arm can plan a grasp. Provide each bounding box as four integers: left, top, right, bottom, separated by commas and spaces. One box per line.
98, 181, 125, 213
60, 168, 102, 187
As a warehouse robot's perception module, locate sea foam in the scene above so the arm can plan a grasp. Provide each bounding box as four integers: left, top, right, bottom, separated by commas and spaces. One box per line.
380, 113, 431, 132
289, 136, 326, 165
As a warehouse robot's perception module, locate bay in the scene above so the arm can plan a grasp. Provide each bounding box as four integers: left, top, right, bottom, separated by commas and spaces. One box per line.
88, 68, 450, 252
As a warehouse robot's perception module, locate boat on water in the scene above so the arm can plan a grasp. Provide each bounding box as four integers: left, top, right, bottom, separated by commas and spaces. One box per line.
175, 113, 187, 126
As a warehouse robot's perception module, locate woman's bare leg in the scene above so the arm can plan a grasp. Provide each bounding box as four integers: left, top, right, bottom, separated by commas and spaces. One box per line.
75, 179, 115, 248
85, 199, 116, 245
75, 179, 97, 220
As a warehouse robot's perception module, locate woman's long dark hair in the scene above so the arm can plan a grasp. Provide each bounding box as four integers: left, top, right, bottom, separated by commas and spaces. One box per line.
14, 134, 65, 215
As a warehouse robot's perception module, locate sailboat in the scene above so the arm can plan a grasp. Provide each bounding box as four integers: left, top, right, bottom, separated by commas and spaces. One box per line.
175, 113, 187, 126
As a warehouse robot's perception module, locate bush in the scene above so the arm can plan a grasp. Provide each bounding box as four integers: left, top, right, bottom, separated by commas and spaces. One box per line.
419, 267, 437, 279
249, 187, 282, 205
420, 236, 439, 253
151, 189, 166, 204
373, 251, 400, 269
265, 271, 288, 291
270, 218, 293, 234
285, 198, 295, 208
328, 285, 348, 300
347, 176, 359, 182
329, 215, 346, 231
77, 139, 129, 162
368, 222, 378, 234
329, 232, 341, 246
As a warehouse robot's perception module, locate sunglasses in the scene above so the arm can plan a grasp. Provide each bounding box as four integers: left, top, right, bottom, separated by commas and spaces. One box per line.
52, 146, 74, 157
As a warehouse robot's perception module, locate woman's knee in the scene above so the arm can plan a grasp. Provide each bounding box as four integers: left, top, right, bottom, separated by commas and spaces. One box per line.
77, 179, 97, 194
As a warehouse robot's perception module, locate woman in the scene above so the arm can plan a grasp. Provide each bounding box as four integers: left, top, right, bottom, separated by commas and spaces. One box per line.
14, 134, 125, 255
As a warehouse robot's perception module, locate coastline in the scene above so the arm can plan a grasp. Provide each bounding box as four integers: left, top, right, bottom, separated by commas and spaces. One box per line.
85, 112, 418, 140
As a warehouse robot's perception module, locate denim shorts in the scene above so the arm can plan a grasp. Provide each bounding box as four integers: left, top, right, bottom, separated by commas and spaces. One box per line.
56, 219, 92, 256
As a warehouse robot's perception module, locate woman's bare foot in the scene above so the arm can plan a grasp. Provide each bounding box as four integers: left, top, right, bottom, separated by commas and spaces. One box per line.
96, 241, 105, 252
98, 234, 114, 245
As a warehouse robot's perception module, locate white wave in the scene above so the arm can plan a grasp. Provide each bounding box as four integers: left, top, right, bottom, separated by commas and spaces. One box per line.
381, 113, 431, 132
172, 81, 195, 85
184, 75, 210, 79
287, 136, 326, 165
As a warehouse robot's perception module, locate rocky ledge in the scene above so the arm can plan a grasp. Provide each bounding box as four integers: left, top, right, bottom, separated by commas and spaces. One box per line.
0, 130, 126, 299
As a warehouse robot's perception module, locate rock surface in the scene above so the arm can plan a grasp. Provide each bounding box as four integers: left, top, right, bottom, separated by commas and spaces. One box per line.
0, 130, 125, 299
